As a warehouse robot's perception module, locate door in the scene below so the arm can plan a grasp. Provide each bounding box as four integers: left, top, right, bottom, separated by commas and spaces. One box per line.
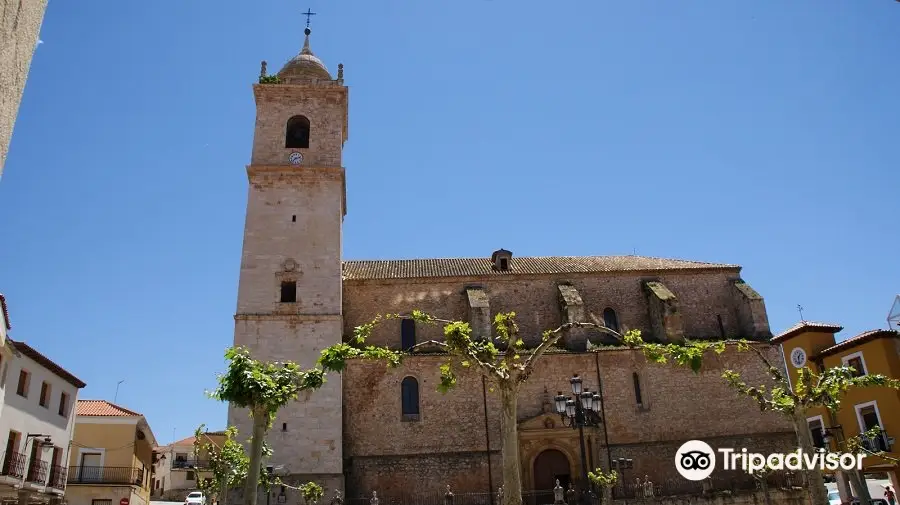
533, 449, 571, 490
79, 453, 102, 482
857, 404, 886, 451
3, 432, 18, 474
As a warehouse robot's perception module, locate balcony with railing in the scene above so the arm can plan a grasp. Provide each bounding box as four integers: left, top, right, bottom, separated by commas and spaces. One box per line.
26, 458, 48, 484
172, 459, 209, 470
1, 452, 26, 479
861, 430, 893, 453
48, 465, 67, 490
67, 466, 143, 486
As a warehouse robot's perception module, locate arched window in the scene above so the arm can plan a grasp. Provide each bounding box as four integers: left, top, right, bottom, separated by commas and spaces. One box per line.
285, 115, 310, 148
401, 376, 420, 421
632, 372, 643, 406
603, 307, 619, 333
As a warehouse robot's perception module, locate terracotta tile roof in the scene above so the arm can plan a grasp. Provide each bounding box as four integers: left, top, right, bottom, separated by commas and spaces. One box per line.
0, 294, 10, 330
815, 329, 899, 358
342, 255, 740, 281
770, 321, 844, 343
164, 431, 227, 448
8, 340, 86, 388
76, 399, 141, 417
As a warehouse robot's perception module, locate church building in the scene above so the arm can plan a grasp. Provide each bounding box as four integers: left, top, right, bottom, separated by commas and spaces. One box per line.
227, 23, 796, 504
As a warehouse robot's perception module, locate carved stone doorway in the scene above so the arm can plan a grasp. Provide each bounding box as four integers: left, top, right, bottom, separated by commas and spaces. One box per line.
533, 449, 571, 491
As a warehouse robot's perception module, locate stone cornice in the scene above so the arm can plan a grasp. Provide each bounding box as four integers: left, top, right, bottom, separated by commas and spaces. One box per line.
246, 164, 344, 180
234, 313, 342, 323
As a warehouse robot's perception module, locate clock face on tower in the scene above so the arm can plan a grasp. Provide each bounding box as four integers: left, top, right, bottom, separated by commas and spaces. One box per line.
289, 152, 303, 165
789, 347, 807, 368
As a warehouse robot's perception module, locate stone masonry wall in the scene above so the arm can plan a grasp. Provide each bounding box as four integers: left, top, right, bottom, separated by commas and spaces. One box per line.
251, 85, 347, 168
229, 317, 344, 477
342, 346, 795, 498
0, 0, 47, 178
342, 270, 763, 349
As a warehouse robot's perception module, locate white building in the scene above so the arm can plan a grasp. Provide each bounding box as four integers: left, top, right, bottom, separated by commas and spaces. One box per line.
151, 431, 224, 501
0, 294, 86, 504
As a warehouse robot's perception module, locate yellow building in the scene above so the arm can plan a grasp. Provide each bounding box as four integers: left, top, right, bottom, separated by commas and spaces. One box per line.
772, 322, 900, 494
65, 400, 157, 505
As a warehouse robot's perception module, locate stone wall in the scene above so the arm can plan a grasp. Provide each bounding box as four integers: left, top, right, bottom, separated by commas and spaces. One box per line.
342, 346, 795, 498
0, 0, 47, 178
342, 270, 769, 350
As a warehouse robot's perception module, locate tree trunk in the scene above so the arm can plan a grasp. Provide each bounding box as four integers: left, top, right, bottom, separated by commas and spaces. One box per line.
245, 407, 269, 505
760, 477, 772, 505
847, 469, 872, 504
499, 384, 523, 505
792, 409, 829, 505
221, 477, 229, 505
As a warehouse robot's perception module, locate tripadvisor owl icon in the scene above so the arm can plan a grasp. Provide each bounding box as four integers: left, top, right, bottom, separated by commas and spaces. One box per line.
676, 440, 716, 481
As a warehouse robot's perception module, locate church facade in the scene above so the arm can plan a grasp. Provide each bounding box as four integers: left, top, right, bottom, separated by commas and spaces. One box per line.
227, 27, 796, 504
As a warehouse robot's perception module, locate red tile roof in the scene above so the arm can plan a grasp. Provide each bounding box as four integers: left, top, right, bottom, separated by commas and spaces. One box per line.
815, 329, 899, 358
76, 400, 141, 417
342, 255, 740, 280
9, 340, 86, 388
770, 321, 844, 343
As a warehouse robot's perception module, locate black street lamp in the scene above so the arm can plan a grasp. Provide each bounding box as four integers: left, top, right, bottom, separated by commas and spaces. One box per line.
554, 374, 603, 505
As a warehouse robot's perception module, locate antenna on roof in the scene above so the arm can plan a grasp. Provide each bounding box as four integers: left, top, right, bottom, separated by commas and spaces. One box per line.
887, 295, 900, 330
797, 305, 805, 322
114, 379, 124, 403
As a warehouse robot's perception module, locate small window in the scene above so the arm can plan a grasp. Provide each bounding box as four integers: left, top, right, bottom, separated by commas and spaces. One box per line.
842, 353, 867, 377
280, 281, 297, 303
400, 318, 416, 350
16, 370, 29, 397
282, 423, 287, 432
285, 116, 311, 149
39, 382, 51, 407
401, 376, 420, 421
808, 418, 826, 449
499, 258, 509, 271
291, 215, 296, 222
603, 308, 619, 333
58, 392, 69, 417
632, 372, 643, 406
186, 471, 195, 481
716, 314, 726, 338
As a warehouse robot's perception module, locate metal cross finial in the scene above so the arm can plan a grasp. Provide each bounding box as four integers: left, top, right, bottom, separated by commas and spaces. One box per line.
797, 304, 805, 321
302, 8, 317, 28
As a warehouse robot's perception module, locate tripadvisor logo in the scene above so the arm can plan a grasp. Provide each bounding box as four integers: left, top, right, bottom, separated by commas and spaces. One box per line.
675, 440, 865, 481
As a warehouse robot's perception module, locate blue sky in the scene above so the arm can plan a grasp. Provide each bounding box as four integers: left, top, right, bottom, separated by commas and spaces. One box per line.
1, 0, 898, 445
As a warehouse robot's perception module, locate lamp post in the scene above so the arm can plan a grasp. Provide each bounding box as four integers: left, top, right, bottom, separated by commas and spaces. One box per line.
554, 374, 603, 505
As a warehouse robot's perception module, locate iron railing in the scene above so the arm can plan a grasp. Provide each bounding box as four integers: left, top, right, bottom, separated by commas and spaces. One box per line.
48, 465, 67, 489
1, 452, 26, 479
342, 471, 808, 505
172, 459, 209, 470
26, 458, 48, 484
861, 431, 892, 453
67, 466, 143, 485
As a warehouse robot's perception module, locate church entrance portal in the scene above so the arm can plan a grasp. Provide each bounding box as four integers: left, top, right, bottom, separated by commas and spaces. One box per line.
532, 449, 571, 491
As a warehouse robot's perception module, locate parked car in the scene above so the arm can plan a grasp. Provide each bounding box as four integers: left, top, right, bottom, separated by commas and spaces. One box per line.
186, 491, 206, 505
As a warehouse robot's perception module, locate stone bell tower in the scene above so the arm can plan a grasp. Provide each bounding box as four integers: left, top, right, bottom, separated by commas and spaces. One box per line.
228, 21, 348, 496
